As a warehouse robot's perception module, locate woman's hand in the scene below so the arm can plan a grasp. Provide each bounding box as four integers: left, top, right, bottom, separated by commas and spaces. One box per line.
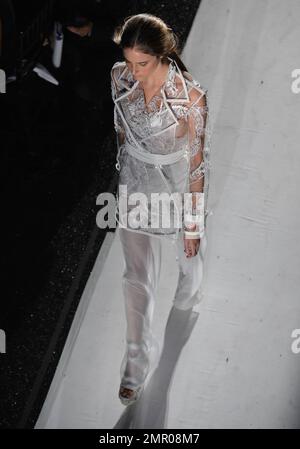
184, 236, 200, 258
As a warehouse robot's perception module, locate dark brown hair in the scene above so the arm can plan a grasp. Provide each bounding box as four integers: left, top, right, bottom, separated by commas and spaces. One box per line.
112, 13, 188, 72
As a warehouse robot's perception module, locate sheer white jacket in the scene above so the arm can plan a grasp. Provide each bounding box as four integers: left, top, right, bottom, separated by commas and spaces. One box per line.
110, 56, 212, 241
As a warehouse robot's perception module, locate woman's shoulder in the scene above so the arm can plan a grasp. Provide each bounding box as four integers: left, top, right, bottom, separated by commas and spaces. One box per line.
111, 60, 126, 78
111, 61, 137, 99
181, 69, 208, 109
110, 61, 127, 98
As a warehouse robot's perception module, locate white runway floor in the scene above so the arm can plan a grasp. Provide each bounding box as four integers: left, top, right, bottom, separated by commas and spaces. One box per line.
36, 0, 300, 428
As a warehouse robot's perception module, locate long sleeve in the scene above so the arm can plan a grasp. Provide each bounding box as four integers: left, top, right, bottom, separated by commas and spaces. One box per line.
184, 87, 209, 239
110, 65, 126, 171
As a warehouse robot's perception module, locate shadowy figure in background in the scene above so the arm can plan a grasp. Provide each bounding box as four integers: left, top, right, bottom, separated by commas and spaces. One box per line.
58, 1, 123, 114
0, 0, 17, 79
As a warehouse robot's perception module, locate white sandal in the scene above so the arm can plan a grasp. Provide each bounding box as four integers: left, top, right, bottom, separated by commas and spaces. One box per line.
118, 336, 159, 406
118, 383, 144, 406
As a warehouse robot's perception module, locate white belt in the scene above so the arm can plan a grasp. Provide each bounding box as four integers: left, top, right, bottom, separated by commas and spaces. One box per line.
123, 141, 187, 166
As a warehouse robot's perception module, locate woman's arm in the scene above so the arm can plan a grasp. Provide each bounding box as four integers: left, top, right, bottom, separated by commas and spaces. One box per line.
111, 65, 126, 170
113, 105, 125, 170
184, 86, 209, 242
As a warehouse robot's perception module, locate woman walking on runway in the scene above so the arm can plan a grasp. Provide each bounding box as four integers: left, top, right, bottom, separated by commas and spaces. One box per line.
110, 13, 212, 406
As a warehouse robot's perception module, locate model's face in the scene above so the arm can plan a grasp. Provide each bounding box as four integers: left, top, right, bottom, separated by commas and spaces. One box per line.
123, 47, 160, 81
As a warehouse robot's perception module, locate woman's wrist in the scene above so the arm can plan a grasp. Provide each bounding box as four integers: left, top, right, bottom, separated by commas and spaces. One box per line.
183, 214, 204, 238
184, 230, 200, 239
183, 192, 204, 232
183, 219, 204, 239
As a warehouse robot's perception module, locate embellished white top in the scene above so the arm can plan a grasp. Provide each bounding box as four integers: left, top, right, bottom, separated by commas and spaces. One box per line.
110, 56, 212, 241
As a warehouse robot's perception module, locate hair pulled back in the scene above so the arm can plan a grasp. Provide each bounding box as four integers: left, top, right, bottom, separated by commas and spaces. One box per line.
113, 13, 188, 72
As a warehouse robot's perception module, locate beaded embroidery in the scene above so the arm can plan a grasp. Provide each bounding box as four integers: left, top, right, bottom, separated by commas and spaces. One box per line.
110, 57, 212, 237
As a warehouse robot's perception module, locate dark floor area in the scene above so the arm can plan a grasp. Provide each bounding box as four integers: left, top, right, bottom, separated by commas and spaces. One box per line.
0, 0, 201, 429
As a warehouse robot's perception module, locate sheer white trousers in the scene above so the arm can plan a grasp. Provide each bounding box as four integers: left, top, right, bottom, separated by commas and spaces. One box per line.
119, 228, 207, 390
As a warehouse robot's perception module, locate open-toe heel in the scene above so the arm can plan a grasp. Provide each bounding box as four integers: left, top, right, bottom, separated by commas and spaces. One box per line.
118, 383, 144, 406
